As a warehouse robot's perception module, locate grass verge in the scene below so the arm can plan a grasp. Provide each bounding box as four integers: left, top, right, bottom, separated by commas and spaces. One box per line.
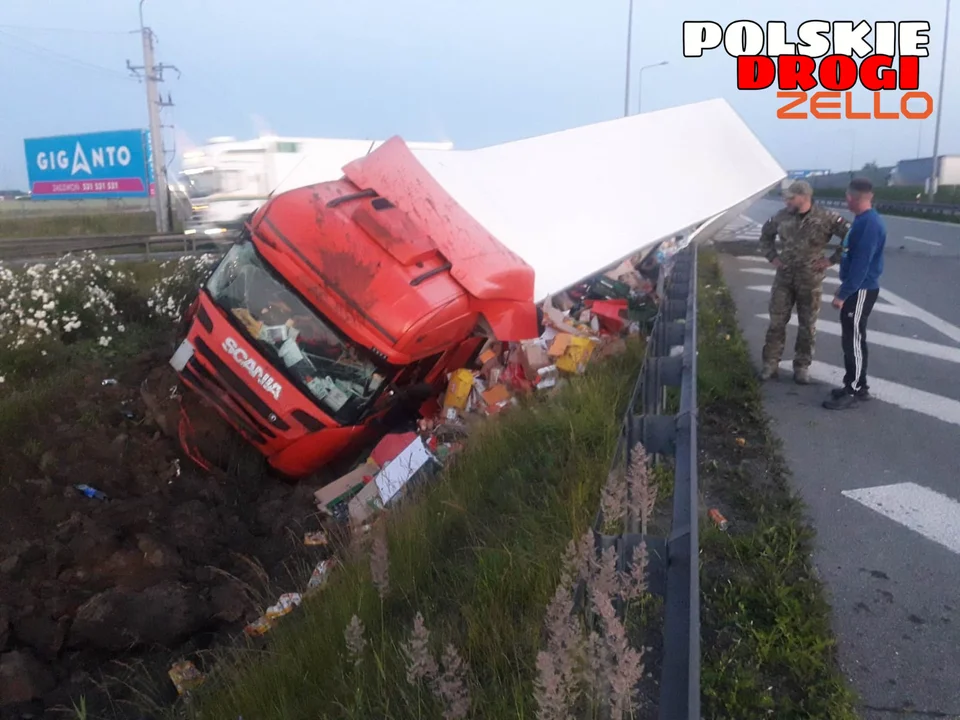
183, 341, 645, 720
0, 211, 161, 239
696, 249, 858, 719
0, 260, 173, 457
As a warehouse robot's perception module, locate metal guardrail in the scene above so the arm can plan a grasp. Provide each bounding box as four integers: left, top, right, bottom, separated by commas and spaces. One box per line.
0, 232, 232, 262
806, 196, 960, 218
590, 243, 699, 719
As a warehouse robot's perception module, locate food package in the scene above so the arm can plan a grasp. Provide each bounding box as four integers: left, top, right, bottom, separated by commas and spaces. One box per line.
534, 365, 559, 389
481, 385, 512, 415
314, 461, 379, 511
589, 299, 629, 333
307, 560, 333, 591
519, 341, 551, 377
260, 321, 293, 344
556, 336, 598, 375
303, 531, 328, 546
443, 369, 475, 411
548, 333, 573, 358
265, 593, 302, 620
478, 348, 499, 367
231, 308, 263, 337
168, 660, 205, 695
348, 481, 384, 523
541, 298, 591, 337
244, 616, 273, 637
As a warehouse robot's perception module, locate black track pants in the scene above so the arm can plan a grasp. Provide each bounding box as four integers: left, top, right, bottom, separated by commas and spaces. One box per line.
840, 288, 880, 391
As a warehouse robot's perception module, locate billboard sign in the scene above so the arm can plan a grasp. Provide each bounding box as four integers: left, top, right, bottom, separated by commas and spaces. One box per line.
786, 169, 831, 179
24, 129, 150, 199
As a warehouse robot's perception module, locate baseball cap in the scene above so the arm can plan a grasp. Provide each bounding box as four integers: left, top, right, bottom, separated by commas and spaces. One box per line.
784, 180, 813, 198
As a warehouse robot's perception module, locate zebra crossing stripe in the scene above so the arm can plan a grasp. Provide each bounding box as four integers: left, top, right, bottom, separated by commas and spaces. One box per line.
760, 314, 960, 364
746, 286, 908, 316
782, 360, 960, 428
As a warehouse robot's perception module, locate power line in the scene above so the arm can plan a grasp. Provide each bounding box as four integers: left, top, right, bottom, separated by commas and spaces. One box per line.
0, 29, 135, 80
0, 23, 131, 36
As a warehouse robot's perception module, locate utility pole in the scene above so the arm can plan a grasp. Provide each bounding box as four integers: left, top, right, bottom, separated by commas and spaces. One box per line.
623, 0, 634, 117
127, 1, 179, 233
927, 0, 951, 203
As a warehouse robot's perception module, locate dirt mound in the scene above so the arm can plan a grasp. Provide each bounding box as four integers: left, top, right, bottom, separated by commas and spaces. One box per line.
0, 352, 329, 719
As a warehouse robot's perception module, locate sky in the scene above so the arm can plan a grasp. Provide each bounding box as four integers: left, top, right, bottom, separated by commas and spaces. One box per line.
0, 0, 957, 189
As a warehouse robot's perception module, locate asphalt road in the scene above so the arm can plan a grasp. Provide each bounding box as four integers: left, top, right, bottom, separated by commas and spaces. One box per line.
715, 199, 960, 719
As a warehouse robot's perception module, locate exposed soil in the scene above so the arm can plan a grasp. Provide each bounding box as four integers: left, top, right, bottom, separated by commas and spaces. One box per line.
0, 348, 334, 719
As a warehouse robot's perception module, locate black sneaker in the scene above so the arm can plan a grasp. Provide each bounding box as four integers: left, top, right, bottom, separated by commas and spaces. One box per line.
823, 392, 859, 410
830, 386, 871, 401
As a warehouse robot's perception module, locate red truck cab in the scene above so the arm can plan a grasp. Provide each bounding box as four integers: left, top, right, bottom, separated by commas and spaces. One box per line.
170, 137, 538, 477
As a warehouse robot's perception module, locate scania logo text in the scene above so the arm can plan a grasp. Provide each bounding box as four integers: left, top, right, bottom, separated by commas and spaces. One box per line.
222, 337, 282, 400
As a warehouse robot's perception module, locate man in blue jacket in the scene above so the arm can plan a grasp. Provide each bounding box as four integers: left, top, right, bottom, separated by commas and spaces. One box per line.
823, 178, 886, 410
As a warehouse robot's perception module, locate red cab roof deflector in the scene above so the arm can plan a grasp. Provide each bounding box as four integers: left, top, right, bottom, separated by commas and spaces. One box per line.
343, 137, 538, 341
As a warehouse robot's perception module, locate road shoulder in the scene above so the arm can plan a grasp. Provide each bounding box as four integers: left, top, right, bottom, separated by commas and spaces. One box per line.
697, 248, 858, 719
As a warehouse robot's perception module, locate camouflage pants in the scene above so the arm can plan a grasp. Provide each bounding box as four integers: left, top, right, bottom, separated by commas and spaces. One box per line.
761, 268, 824, 370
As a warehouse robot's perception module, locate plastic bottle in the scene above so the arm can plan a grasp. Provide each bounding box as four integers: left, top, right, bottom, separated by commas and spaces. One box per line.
74, 484, 108, 500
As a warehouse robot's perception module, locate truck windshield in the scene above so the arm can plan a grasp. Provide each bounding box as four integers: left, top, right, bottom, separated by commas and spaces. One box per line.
181, 168, 219, 199
206, 241, 388, 425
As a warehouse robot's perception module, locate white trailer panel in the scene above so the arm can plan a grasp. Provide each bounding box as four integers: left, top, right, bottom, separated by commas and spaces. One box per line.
408, 98, 785, 300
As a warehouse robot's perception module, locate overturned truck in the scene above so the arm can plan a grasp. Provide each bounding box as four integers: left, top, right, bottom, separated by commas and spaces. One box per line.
169, 98, 786, 478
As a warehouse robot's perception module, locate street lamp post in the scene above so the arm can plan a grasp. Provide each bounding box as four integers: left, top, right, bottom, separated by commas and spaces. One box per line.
927, 0, 951, 202
849, 131, 857, 178
637, 61, 669, 114
623, 0, 634, 117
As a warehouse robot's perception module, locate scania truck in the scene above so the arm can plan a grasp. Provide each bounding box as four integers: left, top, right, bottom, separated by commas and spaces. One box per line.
170, 137, 537, 477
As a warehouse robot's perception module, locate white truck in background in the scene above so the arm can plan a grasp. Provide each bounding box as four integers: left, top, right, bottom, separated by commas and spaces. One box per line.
179, 135, 454, 236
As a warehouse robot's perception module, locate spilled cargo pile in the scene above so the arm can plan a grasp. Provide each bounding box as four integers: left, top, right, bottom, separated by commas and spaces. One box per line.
273, 239, 686, 610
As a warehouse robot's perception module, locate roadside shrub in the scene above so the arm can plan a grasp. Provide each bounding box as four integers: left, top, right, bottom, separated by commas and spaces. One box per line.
148, 253, 220, 321
0, 252, 134, 354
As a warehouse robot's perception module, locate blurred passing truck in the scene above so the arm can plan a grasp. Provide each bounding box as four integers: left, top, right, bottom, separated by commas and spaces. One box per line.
168, 99, 787, 478
179, 135, 454, 237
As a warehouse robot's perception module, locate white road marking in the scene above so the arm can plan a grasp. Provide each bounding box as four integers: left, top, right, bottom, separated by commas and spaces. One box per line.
904, 235, 942, 247
841, 482, 960, 556
779, 360, 960, 428
761, 314, 960, 364
747, 286, 909, 316
740, 261, 960, 345
742, 267, 840, 285
878, 288, 960, 345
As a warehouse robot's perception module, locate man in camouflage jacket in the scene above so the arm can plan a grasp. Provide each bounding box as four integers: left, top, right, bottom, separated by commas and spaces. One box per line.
758, 180, 850, 383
